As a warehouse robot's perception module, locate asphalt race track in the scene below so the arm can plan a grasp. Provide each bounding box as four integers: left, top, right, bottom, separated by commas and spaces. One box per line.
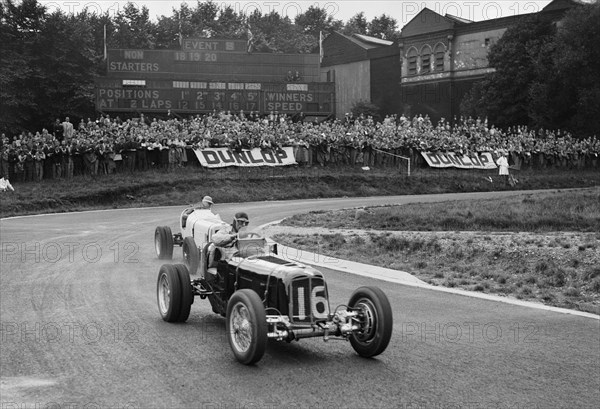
1, 192, 599, 409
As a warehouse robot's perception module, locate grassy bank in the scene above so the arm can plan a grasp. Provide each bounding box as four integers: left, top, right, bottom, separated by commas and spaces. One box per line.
273, 189, 600, 314
1, 166, 599, 218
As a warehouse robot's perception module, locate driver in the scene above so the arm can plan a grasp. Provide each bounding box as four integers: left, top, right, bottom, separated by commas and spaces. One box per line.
194, 195, 214, 211
206, 212, 250, 270
212, 212, 249, 248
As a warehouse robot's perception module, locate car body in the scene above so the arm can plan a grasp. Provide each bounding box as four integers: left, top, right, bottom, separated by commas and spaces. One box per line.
154, 207, 393, 364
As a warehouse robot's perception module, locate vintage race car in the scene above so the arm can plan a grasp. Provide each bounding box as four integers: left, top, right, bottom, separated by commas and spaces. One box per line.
153, 208, 393, 365
154, 206, 234, 273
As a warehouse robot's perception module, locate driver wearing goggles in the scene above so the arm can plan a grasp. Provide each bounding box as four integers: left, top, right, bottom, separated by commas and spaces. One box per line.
212, 212, 250, 248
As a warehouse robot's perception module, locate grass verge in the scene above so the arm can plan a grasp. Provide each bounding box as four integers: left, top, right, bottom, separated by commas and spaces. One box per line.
273, 188, 600, 315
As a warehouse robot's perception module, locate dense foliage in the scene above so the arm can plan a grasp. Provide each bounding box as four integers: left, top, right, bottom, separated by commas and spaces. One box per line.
461, 2, 600, 137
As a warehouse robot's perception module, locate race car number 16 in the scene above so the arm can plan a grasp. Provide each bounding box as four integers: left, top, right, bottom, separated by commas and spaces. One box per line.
295, 285, 329, 320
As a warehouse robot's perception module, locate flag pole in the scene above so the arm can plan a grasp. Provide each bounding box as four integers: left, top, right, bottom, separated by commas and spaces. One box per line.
319, 31, 323, 64
247, 23, 254, 53
178, 12, 183, 47
103, 24, 107, 61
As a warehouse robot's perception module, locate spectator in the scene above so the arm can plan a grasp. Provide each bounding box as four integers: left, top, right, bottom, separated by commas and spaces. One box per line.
496, 150, 510, 184
53, 119, 64, 141
62, 117, 74, 140
0, 176, 14, 191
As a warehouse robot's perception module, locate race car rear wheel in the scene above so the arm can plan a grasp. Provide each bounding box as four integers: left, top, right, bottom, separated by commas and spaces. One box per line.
174, 264, 193, 322
226, 289, 267, 365
348, 286, 393, 358
155, 226, 173, 260
182, 236, 200, 275
157, 264, 182, 322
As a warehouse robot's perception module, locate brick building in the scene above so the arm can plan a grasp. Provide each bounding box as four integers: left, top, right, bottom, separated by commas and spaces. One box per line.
321, 0, 582, 122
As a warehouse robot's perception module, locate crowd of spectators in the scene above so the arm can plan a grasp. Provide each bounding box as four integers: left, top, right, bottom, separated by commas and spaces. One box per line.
1, 111, 598, 183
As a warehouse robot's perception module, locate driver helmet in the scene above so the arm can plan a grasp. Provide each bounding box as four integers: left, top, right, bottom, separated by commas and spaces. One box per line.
233, 212, 249, 230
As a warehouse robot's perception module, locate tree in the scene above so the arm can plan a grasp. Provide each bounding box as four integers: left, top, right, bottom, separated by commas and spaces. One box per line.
294, 5, 342, 53
188, 0, 219, 37
213, 6, 245, 39
368, 14, 400, 41
462, 2, 600, 136
460, 14, 556, 129
547, 2, 600, 136
32, 11, 99, 122
342, 12, 368, 36
0, 0, 101, 134
295, 6, 342, 37
113, 2, 155, 49
247, 10, 313, 53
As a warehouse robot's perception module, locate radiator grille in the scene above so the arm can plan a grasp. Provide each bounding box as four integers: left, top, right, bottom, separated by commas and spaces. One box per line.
289, 277, 329, 324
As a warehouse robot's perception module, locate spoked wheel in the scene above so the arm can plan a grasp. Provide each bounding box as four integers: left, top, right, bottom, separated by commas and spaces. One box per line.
155, 226, 173, 260
157, 264, 192, 322
226, 289, 267, 365
348, 286, 393, 358
182, 236, 200, 275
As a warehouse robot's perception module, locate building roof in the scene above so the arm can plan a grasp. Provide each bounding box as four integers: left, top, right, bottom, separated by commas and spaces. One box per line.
400, 8, 459, 37
444, 14, 474, 24
542, 0, 587, 12
352, 33, 394, 46
321, 31, 392, 67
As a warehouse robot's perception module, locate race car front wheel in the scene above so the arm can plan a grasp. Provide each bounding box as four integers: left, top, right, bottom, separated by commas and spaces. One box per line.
347, 286, 393, 358
226, 289, 268, 365
155, 226, 174, 260
182, 236, 199, 275
157, 264, 192, 322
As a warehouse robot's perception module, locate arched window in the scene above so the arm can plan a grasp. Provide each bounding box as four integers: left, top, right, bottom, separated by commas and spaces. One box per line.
434, 43, 445, 71
421, 45, 432, 74
407, 48, 418, 76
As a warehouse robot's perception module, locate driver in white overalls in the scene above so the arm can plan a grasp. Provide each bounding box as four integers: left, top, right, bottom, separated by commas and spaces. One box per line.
209, 212, 250, 266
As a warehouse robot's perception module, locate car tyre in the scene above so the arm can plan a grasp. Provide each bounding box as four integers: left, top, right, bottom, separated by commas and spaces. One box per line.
182, 236, 200, 275
226, 289, 268, 365
155, 226, 173, 260
174, 264, 193, 322
348, 286, 393, 358
157, 264, 182, 322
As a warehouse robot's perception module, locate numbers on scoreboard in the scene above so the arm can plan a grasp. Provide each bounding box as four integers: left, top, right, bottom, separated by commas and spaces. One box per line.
174, 52, 218, 62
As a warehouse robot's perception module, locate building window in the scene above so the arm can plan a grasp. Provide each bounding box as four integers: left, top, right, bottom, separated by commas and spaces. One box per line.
435, 44, 445, 71
421, 46, 432, 74
407, 48, 418, 76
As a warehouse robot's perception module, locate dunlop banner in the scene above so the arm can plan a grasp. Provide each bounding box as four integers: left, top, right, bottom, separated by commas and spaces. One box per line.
421, 151, 497, 169
194, 147, 297, 168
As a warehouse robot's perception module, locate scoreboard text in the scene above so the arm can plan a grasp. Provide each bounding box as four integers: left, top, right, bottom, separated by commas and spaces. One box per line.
96, 83, 333, 114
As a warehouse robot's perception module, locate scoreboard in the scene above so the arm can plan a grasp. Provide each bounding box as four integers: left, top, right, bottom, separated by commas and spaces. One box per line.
96, 80, 334, 114
96, 38, 334, 116
106, 49, 321, 82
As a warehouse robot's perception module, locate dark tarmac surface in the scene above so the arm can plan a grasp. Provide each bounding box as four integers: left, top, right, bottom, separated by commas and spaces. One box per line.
1, 192, 598, 408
